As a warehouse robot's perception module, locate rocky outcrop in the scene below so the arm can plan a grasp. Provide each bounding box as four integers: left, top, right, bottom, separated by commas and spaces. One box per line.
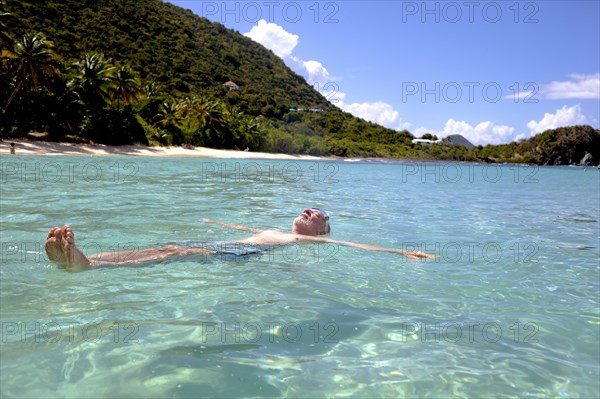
579, 152, 594, 166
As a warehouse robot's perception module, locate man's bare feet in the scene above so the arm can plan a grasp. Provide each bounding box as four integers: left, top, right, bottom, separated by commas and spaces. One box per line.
45, 225, 90, 270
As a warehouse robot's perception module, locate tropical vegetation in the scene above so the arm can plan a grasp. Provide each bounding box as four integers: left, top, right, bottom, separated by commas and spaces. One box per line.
1, 0, 598, 165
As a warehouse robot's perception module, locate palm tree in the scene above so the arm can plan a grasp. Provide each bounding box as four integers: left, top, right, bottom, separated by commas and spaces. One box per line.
169, 96, 229, 146
192, 98, 228, 127
69, 53, 115, 111
0, 1, 14, 47
199, 99, 229, 147
0, 2, 13, 112
179, 95, 200, 119
153, 99, 186, 144
111, 65, 140, 109
228, 107, 262, 149
2, 32, 60, 115
143, 82, 160, 99
154, 100, 184, 129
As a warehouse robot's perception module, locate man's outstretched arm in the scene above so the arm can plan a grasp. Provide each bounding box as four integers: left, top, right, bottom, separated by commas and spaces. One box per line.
304, 236, 436, 260
200, 219, 264, 233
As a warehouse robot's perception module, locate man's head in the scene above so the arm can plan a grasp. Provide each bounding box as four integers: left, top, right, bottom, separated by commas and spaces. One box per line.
292, 208, 330, 236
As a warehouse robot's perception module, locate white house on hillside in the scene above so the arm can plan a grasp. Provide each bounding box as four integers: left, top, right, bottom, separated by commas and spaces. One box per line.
412, 138, 442, 145
223, 81, 240, 90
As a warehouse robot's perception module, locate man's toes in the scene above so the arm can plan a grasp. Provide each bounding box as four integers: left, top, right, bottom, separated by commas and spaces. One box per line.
64, 228, 75, 245
47, 227, 59, 239
60, 226, 69, 238
54, 228, 63, 244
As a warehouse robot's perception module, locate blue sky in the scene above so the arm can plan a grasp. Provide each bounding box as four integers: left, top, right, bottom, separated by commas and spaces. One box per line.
168, 1, 600, 145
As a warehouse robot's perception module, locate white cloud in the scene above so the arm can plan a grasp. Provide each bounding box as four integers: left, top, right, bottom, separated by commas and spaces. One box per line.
244, 19, 298, 58
244, 21, 330, 90
526, 104, 588, 134
505, 89, 537, 102
506, 73, 600, 101
413, 127, 434, 138
544, 73, 600, 99
339, 101, 411, 131
415, 119, 516, 145
243, 20, 596, 142
301, 60, 330, 87
244, 20, 409, 131
442, 119, 515, 145
514, 132, 528, 142
416, 105, 592, 145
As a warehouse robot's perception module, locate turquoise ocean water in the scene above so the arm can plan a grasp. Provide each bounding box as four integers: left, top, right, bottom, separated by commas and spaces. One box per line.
1, 155, 598, 398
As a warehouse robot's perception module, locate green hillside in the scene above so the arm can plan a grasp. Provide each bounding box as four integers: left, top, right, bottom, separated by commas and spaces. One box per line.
476, 125, 600, 166
1, 0, 598, 164
4, 0, 327, 111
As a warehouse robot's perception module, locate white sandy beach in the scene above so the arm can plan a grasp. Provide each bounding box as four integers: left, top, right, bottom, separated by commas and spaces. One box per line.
0, 139, 328, 160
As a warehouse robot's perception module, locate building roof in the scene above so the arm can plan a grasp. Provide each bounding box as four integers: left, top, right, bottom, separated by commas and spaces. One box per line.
445, 134, 474, 149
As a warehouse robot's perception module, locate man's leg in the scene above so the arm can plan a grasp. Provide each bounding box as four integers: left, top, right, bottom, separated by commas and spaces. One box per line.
45, 225, 217, 270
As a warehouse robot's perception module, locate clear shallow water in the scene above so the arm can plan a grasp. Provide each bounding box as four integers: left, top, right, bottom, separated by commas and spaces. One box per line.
1, 155, 598, 398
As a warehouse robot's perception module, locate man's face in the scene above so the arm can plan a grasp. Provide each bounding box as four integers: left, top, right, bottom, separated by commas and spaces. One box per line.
292, 209, 329, 236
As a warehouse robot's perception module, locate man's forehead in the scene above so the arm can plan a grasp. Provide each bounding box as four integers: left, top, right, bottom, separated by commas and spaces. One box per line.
310, 208, 329, 220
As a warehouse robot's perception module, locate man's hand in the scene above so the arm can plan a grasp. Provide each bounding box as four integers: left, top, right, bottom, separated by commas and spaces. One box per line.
403, 251, 437, 260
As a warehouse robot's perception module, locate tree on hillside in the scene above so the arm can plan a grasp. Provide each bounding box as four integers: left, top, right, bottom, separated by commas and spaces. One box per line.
2, 32, 60, 114
178, 96, 229, 147
228, 106, 263, 150
421, 133, 438, 141
153, 100, 185, 144
67, 53, 149, 145
196, 98, 229, 147
69, 53, 115, 111
112, 64, 141, 109
0, 1, 15, 47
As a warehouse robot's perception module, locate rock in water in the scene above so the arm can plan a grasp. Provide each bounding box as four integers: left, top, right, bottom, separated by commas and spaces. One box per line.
579, 152, 594, 166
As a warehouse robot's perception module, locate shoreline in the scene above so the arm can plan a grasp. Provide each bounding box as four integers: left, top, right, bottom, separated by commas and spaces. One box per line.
1, 139, 595, 168
0, 139, 330, 160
